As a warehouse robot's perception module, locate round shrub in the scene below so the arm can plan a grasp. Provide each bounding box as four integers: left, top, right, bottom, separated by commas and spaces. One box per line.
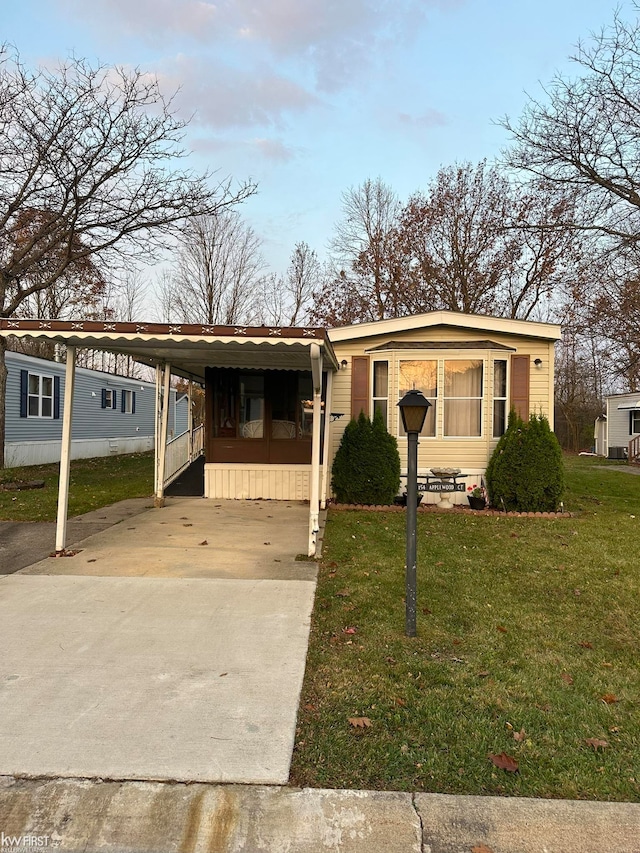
331, 409, 401, 505
486, 410, 564, 512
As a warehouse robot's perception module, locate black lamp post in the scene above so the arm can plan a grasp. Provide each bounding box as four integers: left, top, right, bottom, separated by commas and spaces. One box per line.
397, 389, 431, 637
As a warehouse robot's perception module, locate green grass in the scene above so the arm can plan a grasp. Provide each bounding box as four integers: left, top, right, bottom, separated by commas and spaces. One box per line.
290, 455, 640, 801
0, 452, 154, 521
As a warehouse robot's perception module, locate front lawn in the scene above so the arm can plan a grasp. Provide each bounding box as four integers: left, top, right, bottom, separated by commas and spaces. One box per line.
0, 452, 154, 521
290, 456, 640, 801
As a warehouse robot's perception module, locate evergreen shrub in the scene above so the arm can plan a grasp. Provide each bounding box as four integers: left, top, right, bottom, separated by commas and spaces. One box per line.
331, 409, 401, 505
485, 410, 564, 512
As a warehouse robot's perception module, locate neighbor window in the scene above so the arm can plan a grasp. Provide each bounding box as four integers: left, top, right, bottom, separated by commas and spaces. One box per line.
493, 360, 507, 437
28, 373, 53, 418
444, 360, 483, 437
102, 389, 117, 409
631, 411, 640, 434
372, 361, 389, 425
398, 360, 437, 437
121, 389, 135, 414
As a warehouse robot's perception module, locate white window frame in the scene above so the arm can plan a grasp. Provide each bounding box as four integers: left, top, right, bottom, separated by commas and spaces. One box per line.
27, 372, 54, 419
372, 360, 390, 428
443, 358, 484, 439
122, 389, 134, 414
492, 359, 508, 438
104, 389, 116, 410
397, 359, 438, 439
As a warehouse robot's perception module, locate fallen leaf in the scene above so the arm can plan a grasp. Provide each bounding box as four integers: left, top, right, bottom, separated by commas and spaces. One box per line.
328, 561, 338, 568
87, 559, 97, 563
471, 846, 495, 853
422, 607, 432, 615
585, 738, 609, 751
573, 588, 581, 596
348, 717, 372, 728
198, 540, 208, 546
510, 533, 519, 538
496, 625, 508, 633
578, 641, 593, 649
386, 656, 397, 665
394, 697, 406, 707
304, 703, 316, 712
343, 627, 357, 634
435, 561, 444, 566
513, 728, 526, 742
264, 541, 271, 545
601, 693, 619, 704
335, 589, 350, 597
561, 672, 574, 685
182, 523, 193, 527
219, 672, 228, 677
477, 670, 490, 678
488, 752, 519, 772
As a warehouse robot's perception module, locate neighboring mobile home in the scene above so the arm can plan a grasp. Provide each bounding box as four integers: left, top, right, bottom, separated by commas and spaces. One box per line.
4, 350, 187, 467
595, 392, 640, 461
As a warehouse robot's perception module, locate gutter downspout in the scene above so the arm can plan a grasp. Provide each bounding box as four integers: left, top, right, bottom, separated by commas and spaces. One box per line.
308, 343, 322, 556
55, 346, 76, 554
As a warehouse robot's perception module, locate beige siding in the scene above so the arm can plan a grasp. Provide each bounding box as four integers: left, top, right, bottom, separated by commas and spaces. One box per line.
326, 326, 556, 501
205, 463, 311, 500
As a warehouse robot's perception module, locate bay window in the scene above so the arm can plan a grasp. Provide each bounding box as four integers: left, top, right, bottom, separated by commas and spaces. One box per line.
372, 361, 389, 425
398, 360, 437, 436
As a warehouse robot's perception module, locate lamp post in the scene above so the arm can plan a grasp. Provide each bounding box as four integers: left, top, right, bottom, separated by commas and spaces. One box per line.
397, 389, 431, 637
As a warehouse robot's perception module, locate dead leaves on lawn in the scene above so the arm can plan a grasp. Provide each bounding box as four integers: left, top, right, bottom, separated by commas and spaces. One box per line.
348, 716, 372, 729
488, 752, 519, 773
585, 738, 609, 752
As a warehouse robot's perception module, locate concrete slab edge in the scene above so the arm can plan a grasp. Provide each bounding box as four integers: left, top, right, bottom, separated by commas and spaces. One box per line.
1, 778, 639, 853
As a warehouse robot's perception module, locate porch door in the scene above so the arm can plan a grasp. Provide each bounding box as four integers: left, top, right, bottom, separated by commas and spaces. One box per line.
206, 368, 313, 465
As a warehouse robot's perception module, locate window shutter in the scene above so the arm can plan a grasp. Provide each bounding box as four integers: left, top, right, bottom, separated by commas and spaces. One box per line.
630, 412, 634, 436
351, 356, 370, 418
112, 391, 117, 410
101, 389, 107, 409
20, 370, 28, 418
510, 355, 530, 421
121, 391, 126, 413
53, 376, 61, 419
132, 392, 136, 414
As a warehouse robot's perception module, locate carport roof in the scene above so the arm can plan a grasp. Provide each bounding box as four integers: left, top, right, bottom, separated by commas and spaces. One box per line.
0, 319, 339, 382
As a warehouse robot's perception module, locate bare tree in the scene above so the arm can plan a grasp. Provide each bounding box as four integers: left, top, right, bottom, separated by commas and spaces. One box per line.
258, 241, 321, 325
0, 48, 256, 465
312, 178, 405, 325
398, 162, 582, 320
501, 7, 640, 246
172, 212, 264, 325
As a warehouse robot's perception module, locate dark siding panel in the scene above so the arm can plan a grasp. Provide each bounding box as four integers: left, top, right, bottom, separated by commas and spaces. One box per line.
20, 370, 28, 418
351, 356, 370, 418
510, 355, 530, 420
53, 376, 60, 419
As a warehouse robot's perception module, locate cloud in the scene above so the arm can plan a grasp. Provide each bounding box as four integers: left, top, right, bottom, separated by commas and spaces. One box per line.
398, 109, 448, 128
191, 134, 299, 162
156, 55, 319, 130
58, 0, 457, 91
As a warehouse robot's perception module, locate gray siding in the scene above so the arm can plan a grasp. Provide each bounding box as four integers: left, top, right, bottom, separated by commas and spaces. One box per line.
5, 351, 181, 443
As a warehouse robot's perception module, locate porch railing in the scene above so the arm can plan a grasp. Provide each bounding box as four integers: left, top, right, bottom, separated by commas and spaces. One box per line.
629, 435, 640, 464
163, 424, 204, 487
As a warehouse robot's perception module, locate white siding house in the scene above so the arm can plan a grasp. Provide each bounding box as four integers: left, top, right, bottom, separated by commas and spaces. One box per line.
597, 392, 640, 460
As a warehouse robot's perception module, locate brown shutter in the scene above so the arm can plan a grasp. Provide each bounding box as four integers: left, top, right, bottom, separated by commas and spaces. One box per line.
510, 355, 530, 420
351, 356, 370, 418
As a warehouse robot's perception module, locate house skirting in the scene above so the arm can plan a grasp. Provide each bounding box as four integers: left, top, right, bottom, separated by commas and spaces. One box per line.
204, 463, 312, 501
5, 435, 154, 468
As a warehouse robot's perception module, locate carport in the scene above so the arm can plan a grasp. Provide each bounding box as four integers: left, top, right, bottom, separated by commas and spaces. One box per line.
1, 318, 339, 556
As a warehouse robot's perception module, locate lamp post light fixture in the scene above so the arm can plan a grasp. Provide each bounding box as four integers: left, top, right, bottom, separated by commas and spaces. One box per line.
397, 389, 431, 637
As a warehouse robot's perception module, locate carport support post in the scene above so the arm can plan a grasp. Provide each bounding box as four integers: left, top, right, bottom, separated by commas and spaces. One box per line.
155, 362, 171, 508
55, 346, 76, 554
308, 344, 322, 556
154, 364, 162, 494
320, 367, 334, 510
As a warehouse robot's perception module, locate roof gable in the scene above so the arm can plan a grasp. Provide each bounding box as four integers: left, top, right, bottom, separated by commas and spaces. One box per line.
328, 310, 562, 343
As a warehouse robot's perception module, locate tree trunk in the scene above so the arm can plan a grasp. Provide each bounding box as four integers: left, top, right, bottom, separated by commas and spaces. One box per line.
0, 336, 7, 469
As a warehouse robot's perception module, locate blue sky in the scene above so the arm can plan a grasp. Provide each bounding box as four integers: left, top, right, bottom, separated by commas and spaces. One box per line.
1, 0, 630, 275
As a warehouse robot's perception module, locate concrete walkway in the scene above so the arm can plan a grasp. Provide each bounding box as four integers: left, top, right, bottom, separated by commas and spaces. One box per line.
0, 499, 316, 785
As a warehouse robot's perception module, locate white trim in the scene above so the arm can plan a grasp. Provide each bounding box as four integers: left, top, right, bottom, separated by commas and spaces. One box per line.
329, 310, 562, 343
55, 347, 75, 553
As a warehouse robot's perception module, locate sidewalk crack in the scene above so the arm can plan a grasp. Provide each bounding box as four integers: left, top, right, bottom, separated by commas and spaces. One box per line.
412, 792, 425, 853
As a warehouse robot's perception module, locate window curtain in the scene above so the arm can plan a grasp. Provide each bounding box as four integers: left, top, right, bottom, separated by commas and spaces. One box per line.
399, 360, 437, 436
444, 360, 482, 436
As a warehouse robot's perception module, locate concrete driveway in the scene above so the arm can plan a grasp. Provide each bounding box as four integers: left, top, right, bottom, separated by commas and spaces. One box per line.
0, 498, 317, 785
